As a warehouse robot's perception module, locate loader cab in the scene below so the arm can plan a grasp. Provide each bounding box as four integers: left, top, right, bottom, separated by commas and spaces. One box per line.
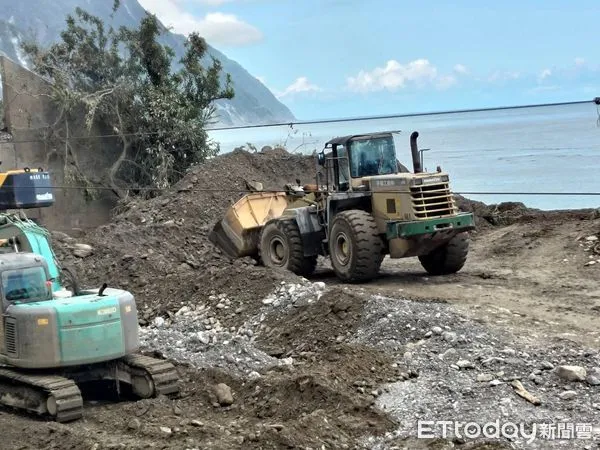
318, 143, 351, 192
317, 130, 406, 191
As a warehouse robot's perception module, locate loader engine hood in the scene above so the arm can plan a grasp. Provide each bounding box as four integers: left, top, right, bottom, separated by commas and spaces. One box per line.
3, 288, 140, 369
362, 172, 458, 221
361, 172, 451, 191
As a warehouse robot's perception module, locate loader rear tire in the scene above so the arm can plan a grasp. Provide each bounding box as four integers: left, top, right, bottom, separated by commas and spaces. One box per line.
259, 219, 317, 277
329, 210, 383, 283
418, 232, 469, 275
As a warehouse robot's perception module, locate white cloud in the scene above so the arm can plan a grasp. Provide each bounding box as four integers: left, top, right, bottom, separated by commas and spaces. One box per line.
435, 75, 457, 90
276, 77, 321, 98
255, 75, 266, 84
137, 0, 262, 46
347, 59, 440, 92
453, 64, 469, 75
528, 85, 560, 94
574, 57, 586, 67
537, 68, 552, 83
487, 71, 520, 82
195, 12, 262, 46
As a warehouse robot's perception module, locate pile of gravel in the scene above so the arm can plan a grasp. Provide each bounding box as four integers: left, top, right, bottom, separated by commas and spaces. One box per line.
352, 295, 600, 449
139, 280, 326, 376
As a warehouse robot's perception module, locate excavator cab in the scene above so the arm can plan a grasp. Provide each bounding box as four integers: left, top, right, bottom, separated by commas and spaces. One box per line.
2, 265, 52, 303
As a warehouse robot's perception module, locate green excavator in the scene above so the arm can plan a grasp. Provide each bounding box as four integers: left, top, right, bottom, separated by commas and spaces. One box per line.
0, 167, 180, 422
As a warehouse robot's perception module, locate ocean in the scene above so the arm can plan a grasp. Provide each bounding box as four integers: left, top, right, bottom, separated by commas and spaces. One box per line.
207, 102, 600, 211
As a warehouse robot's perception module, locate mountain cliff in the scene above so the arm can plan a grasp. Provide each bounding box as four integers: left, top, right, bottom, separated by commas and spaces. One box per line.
0, 0, 295, 126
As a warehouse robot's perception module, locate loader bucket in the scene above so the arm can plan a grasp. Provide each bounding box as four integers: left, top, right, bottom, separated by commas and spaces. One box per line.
209, 192, 290, 258
209, 220, 241, 259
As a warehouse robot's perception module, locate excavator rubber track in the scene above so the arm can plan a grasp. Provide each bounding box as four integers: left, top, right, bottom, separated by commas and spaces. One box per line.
119, 354, 181, 397
0, 366, 83, 422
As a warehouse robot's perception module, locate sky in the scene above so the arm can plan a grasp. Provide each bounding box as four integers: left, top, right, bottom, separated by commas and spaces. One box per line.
137, 0, 600, 120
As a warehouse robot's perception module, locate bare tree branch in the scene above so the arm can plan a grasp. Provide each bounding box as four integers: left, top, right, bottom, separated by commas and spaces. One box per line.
18, 3, 235, 200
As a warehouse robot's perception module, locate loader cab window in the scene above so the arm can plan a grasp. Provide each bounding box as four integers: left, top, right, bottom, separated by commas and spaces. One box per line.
1, 267, 50, 303
349, 135, 398, 177
335, 144, 350, 190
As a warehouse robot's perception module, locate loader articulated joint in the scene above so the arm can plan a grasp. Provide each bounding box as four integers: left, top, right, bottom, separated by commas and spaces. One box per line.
410, 131, 423, 174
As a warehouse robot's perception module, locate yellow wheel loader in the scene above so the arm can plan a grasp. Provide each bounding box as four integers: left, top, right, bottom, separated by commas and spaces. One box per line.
209, 130, 475, 282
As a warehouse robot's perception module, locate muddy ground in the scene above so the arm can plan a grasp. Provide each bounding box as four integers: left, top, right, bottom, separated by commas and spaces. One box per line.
3, 148, 600, 449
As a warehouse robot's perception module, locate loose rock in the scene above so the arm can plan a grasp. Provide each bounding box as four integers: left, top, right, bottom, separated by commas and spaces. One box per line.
586, 367, 600, 385
559, 390, 578, 400
72, 243, 93, 258
127, 418, 141, 430
214, 383, 234, 406
555, 365, 587, 382
457, 359, 475, 369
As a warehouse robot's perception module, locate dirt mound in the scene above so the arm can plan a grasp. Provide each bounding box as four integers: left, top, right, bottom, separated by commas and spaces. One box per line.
112, 148, 317, 228
12, 355, 396, 450
256, 288, 370, 355
53, 148, 317, 319
454, 194, 594, 230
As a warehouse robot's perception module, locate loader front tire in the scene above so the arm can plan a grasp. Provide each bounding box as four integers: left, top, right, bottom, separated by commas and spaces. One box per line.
329, 210, 383, 283
259, 219, 317, 277
418, 232, 469, 275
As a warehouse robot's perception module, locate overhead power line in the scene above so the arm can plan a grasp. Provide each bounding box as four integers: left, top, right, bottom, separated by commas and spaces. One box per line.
0, 98, 596, 145
205, 98, 599, 131
4, 184, 600, 197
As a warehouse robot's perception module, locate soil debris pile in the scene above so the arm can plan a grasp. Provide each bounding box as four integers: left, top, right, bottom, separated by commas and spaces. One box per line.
52, 148, 318, 320
579, 232, 600, 266
112, 147, 317, 227
454, 194, 594, 230
139, 280, 328, 376
119, 282, 399, 449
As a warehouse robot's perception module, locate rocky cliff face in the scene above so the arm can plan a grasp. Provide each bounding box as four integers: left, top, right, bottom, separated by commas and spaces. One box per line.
0, 0, 295, 126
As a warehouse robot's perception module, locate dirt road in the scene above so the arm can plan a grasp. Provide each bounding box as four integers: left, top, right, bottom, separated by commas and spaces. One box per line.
318, 212, 600, 347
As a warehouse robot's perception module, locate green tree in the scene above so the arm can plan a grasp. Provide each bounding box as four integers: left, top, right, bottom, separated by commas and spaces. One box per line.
21, 1, 234, 198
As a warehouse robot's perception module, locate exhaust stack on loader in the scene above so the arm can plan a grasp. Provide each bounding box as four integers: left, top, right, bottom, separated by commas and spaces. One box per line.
210, 130, 475, 282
